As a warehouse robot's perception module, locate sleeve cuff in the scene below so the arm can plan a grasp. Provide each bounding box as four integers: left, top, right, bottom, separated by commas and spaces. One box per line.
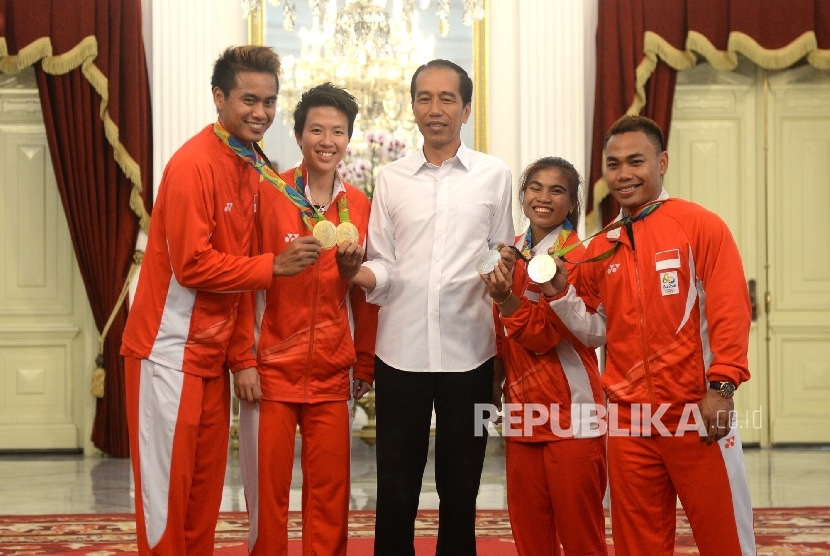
229, 360, 256, 373
706, 367, 746, 388
542, 285, 570, 304
363, 260, 390, 305
353, 369, 374, 385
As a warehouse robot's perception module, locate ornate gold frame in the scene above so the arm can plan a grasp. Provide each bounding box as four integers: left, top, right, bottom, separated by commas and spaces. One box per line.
248, 0, 489, 152
472, 0, 488, 152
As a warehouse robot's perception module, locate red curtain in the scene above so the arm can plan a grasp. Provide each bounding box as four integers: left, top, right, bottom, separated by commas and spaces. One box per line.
1, 0, 153, 456
588, 0, 830, 226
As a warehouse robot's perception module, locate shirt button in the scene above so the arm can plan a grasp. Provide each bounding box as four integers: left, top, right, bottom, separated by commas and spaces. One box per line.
434, 257, 440, 262
432, 283, 438, 288
438, 232, 444, 237
431, 311, 438, 317
439, 206, 446, 211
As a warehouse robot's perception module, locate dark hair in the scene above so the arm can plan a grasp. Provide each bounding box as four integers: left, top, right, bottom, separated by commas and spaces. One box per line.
293, 82, 360, 139
211, 45, 281, 97
518, 156, 582, 230
605, 114, 665, 154
410, 59, 473, 106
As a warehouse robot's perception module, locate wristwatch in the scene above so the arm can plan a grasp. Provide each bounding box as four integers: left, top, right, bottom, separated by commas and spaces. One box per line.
709, 381, 736, 399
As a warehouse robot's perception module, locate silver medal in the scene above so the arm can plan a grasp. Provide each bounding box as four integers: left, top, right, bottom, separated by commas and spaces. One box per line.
527, 255, 557, 283
476, 249, 502, 274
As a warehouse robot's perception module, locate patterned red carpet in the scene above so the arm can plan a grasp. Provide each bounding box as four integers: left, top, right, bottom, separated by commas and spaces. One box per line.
1, 508, 829, 555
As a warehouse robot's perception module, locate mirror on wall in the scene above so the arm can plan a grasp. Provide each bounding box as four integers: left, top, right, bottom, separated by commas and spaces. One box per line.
251, 0, 479, 180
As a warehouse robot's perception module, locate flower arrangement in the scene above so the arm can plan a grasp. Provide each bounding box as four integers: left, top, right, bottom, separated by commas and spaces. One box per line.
338, 129, 413, 198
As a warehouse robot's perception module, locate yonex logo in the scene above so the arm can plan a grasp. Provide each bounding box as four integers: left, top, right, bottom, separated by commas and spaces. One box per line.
724, 436, 736, 449
224, 202, 233, 212
285, 233, 300, 242
607, 264, 620, 274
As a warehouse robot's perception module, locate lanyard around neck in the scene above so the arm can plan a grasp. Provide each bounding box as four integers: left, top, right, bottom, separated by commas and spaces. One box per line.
521, 219, 573, 259
213, 120, 324, 231
556, 200, 664, 264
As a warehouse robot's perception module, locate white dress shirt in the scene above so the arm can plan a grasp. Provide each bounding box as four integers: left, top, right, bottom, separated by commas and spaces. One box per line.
363, 142, 514, 372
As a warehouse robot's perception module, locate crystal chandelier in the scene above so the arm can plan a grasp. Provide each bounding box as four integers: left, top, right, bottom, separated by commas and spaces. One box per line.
241, 0, 484, 197
242, 0, 486, 37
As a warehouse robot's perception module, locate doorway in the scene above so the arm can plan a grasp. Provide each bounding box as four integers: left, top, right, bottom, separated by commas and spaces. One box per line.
666, 58, 830, 445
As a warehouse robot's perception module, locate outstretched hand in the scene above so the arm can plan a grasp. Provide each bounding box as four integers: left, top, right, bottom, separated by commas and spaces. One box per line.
353, 378, 371, 400
480, 260, 513, 301
335, 240, 365, 282
537, 251, 569, 298
233, 367, 261, 403
699, 388, 734, 446
499, 243, 517, 273
273, 236, 322, 276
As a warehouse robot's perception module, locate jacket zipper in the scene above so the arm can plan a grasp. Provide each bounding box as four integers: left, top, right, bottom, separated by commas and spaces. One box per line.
303, 235, 323, 403
630, 222, 656, 406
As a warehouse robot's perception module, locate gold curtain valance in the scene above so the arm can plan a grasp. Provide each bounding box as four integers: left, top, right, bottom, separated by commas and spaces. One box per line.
0, 35, 150, 232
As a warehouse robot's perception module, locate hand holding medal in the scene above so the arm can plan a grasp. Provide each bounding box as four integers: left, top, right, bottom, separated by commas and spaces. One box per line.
476, 244, 526, 275
476, 248, 503, 274
335, 237, 364, 282
313, 194, 360, 250
527, 251, 569, 298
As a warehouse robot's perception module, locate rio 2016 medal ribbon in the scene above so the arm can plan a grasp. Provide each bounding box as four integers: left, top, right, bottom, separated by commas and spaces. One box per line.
476, 249, 502, 274
527, 254, 557, 283
335, 196, 359, 246
313, 220, 338, 249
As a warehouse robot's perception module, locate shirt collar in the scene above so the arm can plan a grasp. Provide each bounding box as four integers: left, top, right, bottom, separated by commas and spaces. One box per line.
302, 162, 346, 211
408, 141, 471, 176
614, 187, 670, 221
515, 223, 564, 255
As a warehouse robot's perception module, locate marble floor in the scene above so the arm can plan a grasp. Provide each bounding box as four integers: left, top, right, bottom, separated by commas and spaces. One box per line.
1, 438, 829, 515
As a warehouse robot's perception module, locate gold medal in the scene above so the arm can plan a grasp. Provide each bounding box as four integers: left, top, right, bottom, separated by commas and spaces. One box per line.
336, 222, 360, 246
527, 255, 557, 283
313, 220, 338, 249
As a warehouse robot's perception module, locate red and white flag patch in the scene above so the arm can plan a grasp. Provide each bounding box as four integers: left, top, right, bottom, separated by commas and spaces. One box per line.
655, 249, 681, 271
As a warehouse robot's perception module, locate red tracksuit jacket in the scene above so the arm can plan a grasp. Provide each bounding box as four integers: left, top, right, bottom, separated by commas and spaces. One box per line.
231, 167, 378, 403
496, 229, 605, 441
547, 197, 751, 431
121, 125, 274, 377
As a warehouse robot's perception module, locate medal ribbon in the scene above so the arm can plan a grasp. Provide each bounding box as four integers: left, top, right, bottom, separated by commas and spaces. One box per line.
520, 219, 573, 259
213, 120, 323, 231
519, 227, 534, 259
552, 200, 664, 264
337, 196, 351, 224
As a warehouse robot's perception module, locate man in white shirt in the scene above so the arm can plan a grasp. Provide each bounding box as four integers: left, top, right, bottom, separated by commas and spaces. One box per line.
343, 59, 513, 556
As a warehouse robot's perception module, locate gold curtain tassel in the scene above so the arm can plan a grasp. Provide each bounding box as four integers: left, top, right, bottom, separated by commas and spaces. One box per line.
91, 353, 106, 399
88, 249, 144, 399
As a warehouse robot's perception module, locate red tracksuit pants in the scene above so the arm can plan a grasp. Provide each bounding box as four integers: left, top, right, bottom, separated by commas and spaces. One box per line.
125, 357, 231, 555
239, 399, 351, 556
608, 430, 756, 555
505, 435, 608, 555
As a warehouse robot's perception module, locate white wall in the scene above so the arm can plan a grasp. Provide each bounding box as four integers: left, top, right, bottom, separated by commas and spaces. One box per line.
488, 0, 598, 235
132, 0, 247, 295
144, 0, 248, 201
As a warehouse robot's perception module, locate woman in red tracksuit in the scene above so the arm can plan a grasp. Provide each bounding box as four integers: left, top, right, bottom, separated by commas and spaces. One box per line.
481, 156, 608, 555
231, 83, 378, 556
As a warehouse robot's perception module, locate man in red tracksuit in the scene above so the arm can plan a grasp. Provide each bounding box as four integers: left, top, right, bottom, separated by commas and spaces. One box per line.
121, 46, 321, 556
233, 83, 378, 556
544, 115, 756, 555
